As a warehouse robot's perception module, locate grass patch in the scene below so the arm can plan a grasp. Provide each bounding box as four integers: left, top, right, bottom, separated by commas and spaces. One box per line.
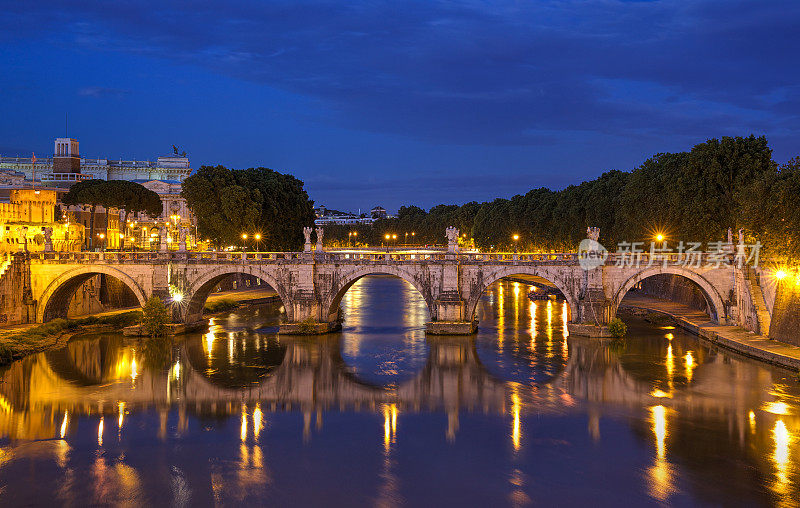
204, 298, 240, 314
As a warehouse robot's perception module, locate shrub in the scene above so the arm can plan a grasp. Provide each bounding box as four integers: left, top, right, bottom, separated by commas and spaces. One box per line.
141, 296, 169, 336
297, 317, 319, 334
609, 317, 628, 339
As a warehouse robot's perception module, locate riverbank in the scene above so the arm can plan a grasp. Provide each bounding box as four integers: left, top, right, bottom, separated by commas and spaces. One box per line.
619, 294, 800, 372
0, 311, 142, 365
0, 287, 280, 366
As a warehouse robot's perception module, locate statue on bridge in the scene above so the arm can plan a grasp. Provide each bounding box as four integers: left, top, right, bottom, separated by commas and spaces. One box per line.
586, 227, 600, 242
303, 227, 313, 252
446, 226, 459, 253
159, 226, 168, 252
42, 227, 53, 252
178, 227, 188, 252
315, 227, 324, 252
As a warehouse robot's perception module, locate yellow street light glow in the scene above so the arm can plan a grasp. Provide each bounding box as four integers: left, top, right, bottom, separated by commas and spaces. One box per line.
392, 234, 397, 239
775, 269, 787, 280
254, 233, 261, 241
385, 234, 390, 240
172, 292, 184, 303
242, 233, 248, 240
513, 234, 519, 241
655, 233, 665, 242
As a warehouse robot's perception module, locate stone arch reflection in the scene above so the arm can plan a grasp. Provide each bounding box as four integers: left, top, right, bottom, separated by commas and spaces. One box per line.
335, 275, 430, 388
183, 326, 287, 390
474, 279, 570, 385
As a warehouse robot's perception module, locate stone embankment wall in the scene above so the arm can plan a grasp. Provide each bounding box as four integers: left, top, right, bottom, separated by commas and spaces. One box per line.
769, 280, 800, 346
0, 253, 28, 325
634, 274, 710, 313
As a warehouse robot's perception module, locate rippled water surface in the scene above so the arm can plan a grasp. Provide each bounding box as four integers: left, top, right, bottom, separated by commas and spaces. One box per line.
0, 276, 799, 506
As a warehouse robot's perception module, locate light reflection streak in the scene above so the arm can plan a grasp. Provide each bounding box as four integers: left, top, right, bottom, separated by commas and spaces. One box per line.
383, 404, 399, 451
665, 344, 674, 392
647, 405, 674, 501
773, 420, 791, 496
511, 391, 521, 451
684, 352, 694, 383
130, 357, 138, 385
118, 402, 125, 431
98, 417, 104, 447
253, 404, 263, 439
60, 411, 68, 439
241, 406, 248, 442
529, 301, 537, 341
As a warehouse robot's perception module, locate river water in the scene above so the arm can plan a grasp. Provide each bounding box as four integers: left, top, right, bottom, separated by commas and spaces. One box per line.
0, 276, 798, 506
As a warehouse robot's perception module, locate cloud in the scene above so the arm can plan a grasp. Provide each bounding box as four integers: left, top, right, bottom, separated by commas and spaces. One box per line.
6, 0, 800, 146
78, 86, 131, 97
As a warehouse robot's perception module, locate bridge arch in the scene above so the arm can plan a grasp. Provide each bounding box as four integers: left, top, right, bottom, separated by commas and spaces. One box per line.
37, 266, 147, 323
325, 265, 433, 323
184, 266, 292, 324
466, 266, 578, 323
612, 266, 726, 323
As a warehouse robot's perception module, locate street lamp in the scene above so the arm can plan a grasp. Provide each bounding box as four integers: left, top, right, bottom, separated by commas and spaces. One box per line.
513, 234, 520, 253
241, 233, 248, 251
254, 233, 262, 251
384, 233, 390, 251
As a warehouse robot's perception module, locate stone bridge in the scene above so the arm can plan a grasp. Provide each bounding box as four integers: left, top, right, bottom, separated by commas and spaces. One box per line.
24, 248, 756, 336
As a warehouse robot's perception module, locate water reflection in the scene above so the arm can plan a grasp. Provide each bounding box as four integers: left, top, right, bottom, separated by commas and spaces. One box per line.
0, 277, 797, 505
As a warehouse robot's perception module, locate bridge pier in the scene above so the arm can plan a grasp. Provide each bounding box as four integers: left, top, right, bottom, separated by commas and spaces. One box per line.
426, 293, 476, 334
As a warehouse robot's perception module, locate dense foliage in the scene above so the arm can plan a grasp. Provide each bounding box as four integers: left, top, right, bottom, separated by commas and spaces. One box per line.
63, 180, 163, 247
182, 165, 315, 250
141, 296, 169, 336
324, 135, 800, 261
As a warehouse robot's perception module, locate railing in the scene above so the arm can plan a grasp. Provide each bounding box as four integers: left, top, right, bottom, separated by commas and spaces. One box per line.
26, 250, 742, 268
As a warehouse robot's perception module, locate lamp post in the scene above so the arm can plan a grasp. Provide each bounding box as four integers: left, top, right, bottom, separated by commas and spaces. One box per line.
241, 233, 248, 252
254, 233, 262, 252
384, 233, 390, 252
513, 234, 519, 254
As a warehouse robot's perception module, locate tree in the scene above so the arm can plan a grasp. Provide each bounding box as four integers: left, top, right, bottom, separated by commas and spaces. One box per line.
141, 296, 169, 336
182, 165, 315, 250
62, 180, 107, 248
63, 180, 163, 249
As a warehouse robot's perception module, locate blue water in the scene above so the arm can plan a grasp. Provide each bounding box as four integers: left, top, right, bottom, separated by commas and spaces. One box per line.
0, 276, 798, 506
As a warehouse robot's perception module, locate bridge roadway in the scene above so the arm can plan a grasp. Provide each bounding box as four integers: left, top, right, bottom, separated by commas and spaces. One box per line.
26, 249, 743, 336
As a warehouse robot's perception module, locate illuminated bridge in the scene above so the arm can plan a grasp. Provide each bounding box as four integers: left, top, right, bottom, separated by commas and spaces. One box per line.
20, 240, 769, 336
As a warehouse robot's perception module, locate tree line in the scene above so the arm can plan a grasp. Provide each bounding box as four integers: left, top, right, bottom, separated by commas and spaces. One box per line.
323, 135, 800, 261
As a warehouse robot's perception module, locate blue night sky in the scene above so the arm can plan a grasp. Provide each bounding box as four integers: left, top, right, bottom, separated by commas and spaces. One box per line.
2, 1, 799, 212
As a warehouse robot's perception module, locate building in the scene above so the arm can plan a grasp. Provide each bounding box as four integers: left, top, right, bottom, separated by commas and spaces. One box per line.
313, 205, 376, 226
0, 189, 83, 253
0, 137, 192, 186
371, 206, 387, 219
1, 137, 196, 250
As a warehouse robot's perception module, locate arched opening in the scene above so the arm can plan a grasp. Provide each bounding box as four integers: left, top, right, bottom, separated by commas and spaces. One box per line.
331, 272, 431, 388
471, 273, 573, 385
613, 269, 725, 324
183, 268, 290, 325
38, 267, 147, 323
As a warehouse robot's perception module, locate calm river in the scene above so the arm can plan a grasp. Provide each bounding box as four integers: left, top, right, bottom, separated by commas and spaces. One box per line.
0, 276, 798, 506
